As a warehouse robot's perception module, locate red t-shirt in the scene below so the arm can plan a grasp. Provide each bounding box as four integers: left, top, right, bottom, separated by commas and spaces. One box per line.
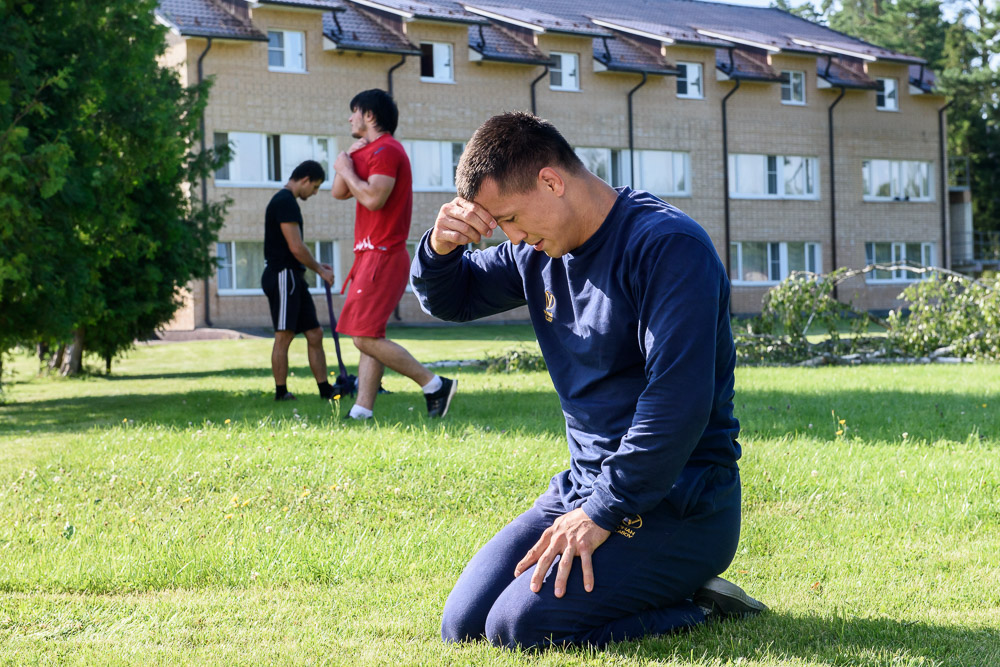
350, 134, 412, 253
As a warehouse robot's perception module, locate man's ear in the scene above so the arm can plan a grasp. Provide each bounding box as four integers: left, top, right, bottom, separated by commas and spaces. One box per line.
537, 167, 566, 196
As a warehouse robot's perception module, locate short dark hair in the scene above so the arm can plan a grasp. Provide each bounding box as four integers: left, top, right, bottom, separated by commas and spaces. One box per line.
290, 160, 325, 183
350, 89, 399, 135
456, 112, 584, 201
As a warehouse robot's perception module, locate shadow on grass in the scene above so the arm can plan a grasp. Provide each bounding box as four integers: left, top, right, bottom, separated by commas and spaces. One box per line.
604, 613, 998, 666
0, 384, 567, 438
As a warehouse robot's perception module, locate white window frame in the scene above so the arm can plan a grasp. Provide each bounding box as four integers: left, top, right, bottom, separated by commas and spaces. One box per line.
268, 30, 306, 73
400, 139, 464, 192
729, 154, 819, 200
213, 132, 336, 188
420, 42, 454, 83
781, 70, 806, 105
862, 159, 933, 202
216, 241, 342, 295
876, 77, 899, 111
730, 241, 822, 286
864, 242, 935, 283
676, 62, 703, 99
550, 52, 580, 91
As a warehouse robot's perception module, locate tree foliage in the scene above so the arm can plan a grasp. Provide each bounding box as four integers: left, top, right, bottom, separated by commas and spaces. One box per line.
736, 267, 1000, 365
0, 0, 228, 385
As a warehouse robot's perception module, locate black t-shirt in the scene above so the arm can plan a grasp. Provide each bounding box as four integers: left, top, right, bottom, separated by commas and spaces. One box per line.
264, 188, 304, 272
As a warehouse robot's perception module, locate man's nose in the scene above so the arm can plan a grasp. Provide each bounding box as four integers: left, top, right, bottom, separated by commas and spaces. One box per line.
499, 223, 524, 243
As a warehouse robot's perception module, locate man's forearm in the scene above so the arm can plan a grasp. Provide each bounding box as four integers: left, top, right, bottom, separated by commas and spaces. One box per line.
291, 245, 323, 274
336, 167, 383, 210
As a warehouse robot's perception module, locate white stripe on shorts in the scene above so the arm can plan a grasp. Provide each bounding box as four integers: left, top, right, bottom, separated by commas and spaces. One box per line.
278, 269, 287, 330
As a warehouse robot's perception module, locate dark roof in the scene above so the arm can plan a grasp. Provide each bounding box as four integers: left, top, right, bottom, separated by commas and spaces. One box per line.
593, 34, 678, 76
818, 56, 877, 90
715, 47, 783, 82
464, 4, 610, 36
157, 0, 267, 41
909, 64, 937, 93
348, 0, 486, 24
589, 15, 730, 47
322, 5, 421, 54
257, 0, 345, 9
391, 0, 924, 63
469, 24, 553, 66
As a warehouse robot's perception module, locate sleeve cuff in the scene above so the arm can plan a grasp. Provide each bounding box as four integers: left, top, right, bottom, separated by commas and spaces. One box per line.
580, 497, 623, 533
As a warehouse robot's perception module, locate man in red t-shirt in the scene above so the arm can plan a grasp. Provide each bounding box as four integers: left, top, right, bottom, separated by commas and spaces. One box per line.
332, 89, 457, 420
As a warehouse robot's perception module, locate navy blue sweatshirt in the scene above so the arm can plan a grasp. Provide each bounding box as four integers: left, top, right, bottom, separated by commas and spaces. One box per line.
410, 187, 740, 531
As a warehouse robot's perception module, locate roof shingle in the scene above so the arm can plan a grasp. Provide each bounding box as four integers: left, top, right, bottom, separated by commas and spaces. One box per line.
157, 0, 267, 41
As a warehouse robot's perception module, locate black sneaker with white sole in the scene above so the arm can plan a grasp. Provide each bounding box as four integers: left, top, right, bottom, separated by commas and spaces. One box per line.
693, 576, 768, 620
275, 392, 297, 402
425, 377, 457, 418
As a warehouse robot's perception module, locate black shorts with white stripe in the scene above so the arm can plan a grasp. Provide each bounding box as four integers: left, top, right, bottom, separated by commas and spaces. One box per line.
261, 266, 321, 334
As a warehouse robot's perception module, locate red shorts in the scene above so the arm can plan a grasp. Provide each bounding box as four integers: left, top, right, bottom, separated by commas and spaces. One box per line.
336, 248, 409, 338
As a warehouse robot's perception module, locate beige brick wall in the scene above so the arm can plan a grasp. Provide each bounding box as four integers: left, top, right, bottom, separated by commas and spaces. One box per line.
166, 8, 948, 329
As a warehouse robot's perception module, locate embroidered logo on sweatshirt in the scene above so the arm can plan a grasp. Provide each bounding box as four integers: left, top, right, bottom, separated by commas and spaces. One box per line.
544, 290, 555, 322
615, 514, 643, 539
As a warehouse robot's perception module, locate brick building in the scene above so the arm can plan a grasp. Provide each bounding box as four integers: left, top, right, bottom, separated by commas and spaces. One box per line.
155, 0, 950, 328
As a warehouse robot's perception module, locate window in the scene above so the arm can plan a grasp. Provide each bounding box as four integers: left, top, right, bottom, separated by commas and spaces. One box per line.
876, 78, 898, 111
214, 133, 335, 186
550, 52, 579, 91
781, 70, 806, 105
865, 242, 934, 282
729, 241, 822, 284
575, 147, 613, 184
729, 154, 818, 199
268, 30, 305, 73
420, 42, 453, 83
400, 140, 464, 191
216, 241, 341, 294
634, 150, 690, 196
216, 241, 266, 293
676, 62, 703, 99
862, 159, 932, 201
575, 148, 690, 195
303, 241, 341, 290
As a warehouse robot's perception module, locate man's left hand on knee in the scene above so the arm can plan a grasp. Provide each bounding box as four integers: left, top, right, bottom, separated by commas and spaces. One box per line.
514, 507, 611, 599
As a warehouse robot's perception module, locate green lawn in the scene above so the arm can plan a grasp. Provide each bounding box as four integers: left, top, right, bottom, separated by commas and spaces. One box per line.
1, 327, 998, 666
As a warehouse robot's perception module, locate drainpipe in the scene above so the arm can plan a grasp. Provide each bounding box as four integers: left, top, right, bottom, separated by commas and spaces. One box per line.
387, 55, 406, 97
721, 78, 741, 285
828, 85, 846, 300
938, 100, 953, 268
626, 72, 648, 182
198, 37, 214, 328
530, 65, 549, 115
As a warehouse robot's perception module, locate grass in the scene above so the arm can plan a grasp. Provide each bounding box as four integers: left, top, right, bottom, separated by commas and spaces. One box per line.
1, 326, 998, 666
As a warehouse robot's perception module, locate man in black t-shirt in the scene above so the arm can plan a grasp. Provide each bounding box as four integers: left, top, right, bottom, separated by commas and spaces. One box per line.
261, 160, 337, 401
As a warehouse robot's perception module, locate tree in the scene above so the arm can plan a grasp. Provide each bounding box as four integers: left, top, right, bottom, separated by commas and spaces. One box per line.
0, 0, 228, 386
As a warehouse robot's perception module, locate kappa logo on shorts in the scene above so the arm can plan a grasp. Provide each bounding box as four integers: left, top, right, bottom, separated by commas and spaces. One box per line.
615, 514, 643, 539
544, 290, 555, 322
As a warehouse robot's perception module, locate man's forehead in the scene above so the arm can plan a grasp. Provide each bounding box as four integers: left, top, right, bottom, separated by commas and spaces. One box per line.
475, 178, 518, 219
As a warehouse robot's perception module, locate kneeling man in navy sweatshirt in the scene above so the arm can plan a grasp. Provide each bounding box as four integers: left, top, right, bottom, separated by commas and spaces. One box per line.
411, 112, 766, 649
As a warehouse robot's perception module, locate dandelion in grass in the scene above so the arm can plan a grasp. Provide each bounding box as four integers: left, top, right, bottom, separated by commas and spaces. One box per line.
225, 513, 234, 520
225, 419, 231, 425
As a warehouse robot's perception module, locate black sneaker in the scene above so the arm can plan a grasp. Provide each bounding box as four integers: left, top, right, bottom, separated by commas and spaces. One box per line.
378, 383, 392, 395
275, 392, 297, 402
425, 377, 457, 418
693, 577, 768, 620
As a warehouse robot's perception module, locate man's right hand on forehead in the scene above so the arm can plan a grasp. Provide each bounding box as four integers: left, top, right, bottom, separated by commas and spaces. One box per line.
430, 197, 498, 256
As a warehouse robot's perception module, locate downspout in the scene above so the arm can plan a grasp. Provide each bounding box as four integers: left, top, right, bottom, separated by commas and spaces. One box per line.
938, 100, 953, 268
198, 37, 214, 328
721, 78, 741, 286
828, 85, 846, 300
387, 55, 406, 97
626, 71, 648, 182
530, 65, 549, 115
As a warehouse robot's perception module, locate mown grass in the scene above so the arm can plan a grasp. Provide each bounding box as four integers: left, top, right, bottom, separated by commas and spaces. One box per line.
1, 327, 998, 666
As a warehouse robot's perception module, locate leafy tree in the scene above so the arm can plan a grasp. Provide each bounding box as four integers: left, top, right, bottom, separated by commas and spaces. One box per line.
0, 0, 228, 386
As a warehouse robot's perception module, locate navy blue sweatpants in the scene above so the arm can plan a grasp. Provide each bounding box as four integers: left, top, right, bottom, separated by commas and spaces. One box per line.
441, 465, 741, 648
